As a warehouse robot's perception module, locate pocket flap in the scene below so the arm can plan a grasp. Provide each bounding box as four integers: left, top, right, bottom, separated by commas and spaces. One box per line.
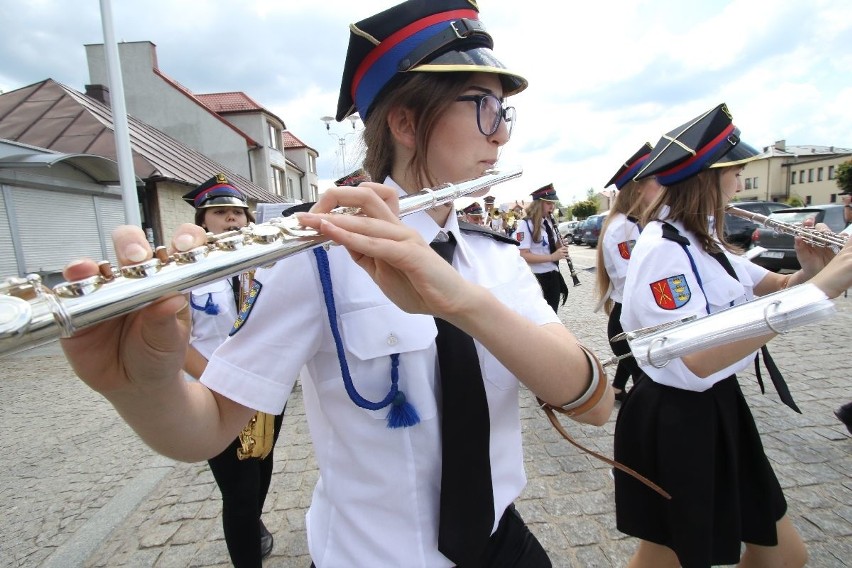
340, 304, 437, 359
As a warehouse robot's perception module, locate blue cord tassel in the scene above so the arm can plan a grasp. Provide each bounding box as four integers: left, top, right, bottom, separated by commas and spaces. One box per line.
314, 248, 420, 429
385, 354, 420, 428
190, 293, 220, 315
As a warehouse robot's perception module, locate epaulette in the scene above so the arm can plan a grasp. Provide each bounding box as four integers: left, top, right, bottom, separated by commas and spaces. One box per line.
458, 221, 519, 245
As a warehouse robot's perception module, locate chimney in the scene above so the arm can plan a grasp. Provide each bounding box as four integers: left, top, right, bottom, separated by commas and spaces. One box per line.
774, 139, 786, 151
85, 84, 111, 106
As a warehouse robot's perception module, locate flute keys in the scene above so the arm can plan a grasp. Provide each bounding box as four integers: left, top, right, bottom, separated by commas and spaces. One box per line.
251, 225, 283, 244
174, 246, 210, 264
54, 275, 104, 298
214, 235, 245, 251
121, 259, 163, 278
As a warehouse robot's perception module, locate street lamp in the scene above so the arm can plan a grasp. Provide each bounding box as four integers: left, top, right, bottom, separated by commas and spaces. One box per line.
320, 114, 362, 179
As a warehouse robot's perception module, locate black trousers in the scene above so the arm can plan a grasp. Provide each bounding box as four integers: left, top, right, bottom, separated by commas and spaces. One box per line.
308, 503, 551, 568
208, 410, 284, 568
534, 270, 562, 313
608, 302, 641, 391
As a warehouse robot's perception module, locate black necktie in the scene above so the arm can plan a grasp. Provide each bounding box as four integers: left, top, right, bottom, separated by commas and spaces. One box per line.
543, 219, 557, 255
709, 250, 801, 413
431, 233, 494, 566
231, 275, 242, 310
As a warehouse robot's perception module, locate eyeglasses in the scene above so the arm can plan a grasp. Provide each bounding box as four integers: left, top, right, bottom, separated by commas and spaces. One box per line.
455, 93, 516, 138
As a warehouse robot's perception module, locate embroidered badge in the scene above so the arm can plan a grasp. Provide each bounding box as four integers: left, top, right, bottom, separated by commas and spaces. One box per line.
229, 279, 263, 335
515, 232, 525, 242
650, 275, 690, 310
618, 240, 636, 260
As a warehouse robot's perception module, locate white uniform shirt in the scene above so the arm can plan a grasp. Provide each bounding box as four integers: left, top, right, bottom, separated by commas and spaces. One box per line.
621, 213, 770, 392
201, 179, 558, 567
515, 218, 557, 274
601, 213, 640, 303
188, 279, 238, 362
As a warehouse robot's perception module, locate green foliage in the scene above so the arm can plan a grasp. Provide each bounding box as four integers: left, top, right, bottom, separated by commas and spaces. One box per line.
836, 160, 852, 194
572, 200, 598, 219
786, 194, 804, 207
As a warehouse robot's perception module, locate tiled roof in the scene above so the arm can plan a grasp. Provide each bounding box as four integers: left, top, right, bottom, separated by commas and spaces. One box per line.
196, 92, 264, 113
284, 131, 309, 150
0, 79, 288, 203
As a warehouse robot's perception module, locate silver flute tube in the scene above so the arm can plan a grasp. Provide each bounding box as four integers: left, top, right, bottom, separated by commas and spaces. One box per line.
0, 167, 522, 356
725, 205, 848, 251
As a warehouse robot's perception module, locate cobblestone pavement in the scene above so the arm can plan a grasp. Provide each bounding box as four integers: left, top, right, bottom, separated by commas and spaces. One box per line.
1, 244, 850, 567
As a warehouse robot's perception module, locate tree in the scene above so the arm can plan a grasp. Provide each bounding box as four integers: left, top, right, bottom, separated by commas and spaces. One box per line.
572, 199, 598, 219
836, 160, 852, 195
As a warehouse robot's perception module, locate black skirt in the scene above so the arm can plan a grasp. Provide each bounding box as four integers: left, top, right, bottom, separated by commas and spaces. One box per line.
613, 374, 787, 568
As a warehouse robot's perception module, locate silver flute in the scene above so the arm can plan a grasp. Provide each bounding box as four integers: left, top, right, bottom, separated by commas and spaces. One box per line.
0, 167, 522, 356
725, 205, 849, 252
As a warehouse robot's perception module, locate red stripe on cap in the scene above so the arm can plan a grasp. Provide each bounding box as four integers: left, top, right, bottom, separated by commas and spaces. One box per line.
351, 9, 479, 103
657, 123, 735, 179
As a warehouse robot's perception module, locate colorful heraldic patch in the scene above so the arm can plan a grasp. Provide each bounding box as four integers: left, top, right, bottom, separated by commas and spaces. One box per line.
618, 240, 636, 260
515, 232, 525, 242
229, 279, 263, 336
650, 274, 691, 310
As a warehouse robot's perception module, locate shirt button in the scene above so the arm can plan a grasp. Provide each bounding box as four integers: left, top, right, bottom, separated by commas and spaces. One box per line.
387, 333, 398, 346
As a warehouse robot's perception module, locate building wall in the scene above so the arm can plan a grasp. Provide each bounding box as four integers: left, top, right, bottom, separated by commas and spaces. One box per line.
739, 153, 851, 204
85, 41, 252, 179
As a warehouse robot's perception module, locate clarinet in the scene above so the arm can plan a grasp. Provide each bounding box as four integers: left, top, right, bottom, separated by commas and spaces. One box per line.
0, 167, 522, 357
550, 214, 581, 286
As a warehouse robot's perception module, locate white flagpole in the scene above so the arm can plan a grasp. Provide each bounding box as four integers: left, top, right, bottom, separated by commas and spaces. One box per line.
99, 0, 141, 226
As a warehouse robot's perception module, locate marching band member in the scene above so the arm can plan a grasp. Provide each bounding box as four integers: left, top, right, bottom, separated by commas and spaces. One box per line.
182, 175, 283, 566
596, 144, 661, 401
462, 200, 486, 225
614, 103, 852, 568
517, 184, 569, 312
58, 1, 613, 566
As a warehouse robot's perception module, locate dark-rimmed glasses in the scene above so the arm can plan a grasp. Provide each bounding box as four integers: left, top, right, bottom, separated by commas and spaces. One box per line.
455, 93, 516, 138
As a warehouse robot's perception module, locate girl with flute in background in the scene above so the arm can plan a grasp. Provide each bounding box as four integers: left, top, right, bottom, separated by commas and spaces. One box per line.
614, 103, 852, 568
58, 1, 612, 566
596, 143, 661, 402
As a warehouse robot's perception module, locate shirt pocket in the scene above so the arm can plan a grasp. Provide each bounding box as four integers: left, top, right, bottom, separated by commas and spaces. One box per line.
339, 304, 439, 420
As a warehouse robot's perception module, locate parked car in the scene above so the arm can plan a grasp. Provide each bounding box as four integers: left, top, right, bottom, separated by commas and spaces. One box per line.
724, 201, 790, 249
558, 220, 578, 240
582, 214, 607, 247
572, 219, 589, 244
750, 204, 848, 272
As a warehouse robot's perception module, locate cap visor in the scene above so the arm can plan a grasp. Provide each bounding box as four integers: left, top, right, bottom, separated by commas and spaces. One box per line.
710, 141, 761, 168
413, 47, 527, 97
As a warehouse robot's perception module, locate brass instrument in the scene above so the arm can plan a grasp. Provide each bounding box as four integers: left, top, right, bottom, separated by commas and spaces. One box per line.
0, 167, 522, 357
550, 214, 580, 286
232, 268, 276, 460
725, 205, 849, 253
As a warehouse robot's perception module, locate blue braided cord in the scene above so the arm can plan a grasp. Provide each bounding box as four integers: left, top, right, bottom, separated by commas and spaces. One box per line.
675, 243, 710, 315
313, 248, 401, 410
189, 293, 220, 315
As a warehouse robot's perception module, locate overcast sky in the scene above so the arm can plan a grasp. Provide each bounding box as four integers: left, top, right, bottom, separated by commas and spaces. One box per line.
2, 0, 851, 206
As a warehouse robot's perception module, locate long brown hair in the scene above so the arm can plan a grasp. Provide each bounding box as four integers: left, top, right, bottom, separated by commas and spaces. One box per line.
361, 72, 472, 188
594, 178, 656, 314
523, 200, 548, 243
642, 168, 735, 254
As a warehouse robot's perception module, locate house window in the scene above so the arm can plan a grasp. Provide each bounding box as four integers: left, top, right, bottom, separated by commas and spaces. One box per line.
808, 168, 813, 182
818, 167, 824, 181
830, 193, 837, 203
268, 123, 282, 150
309, 154, 317, 174
799, 170, 804, 183
273, 167, 290, 198
745, 178, 752, 189
310, 184, 319, 201
805, 195, 812, 205
753, 177, 758, 189
791, 172, 796, 184
287, 178, 295, 199
828, 165, 835, 179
